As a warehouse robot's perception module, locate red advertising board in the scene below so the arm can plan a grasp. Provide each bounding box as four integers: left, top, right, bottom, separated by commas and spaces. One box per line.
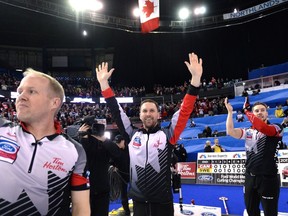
176, 162, 196, 179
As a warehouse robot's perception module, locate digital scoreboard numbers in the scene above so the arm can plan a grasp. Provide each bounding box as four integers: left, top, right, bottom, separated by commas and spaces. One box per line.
196, 152, 246, 185
212, 159, 246, 174
196, 151, 288, 187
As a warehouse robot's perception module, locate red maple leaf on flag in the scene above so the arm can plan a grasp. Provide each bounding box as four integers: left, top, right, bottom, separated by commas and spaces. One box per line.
142, 0, 155, 18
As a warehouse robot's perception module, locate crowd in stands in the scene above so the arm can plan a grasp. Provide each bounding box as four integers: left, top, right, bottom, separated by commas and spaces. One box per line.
154, 77, 239, 96
0, 72, 20, 91
1, 71, 287, 131
57, 77, 147, 98
2, 70, 239, 96
0, 94, 229, 129
58, 76, 239, 98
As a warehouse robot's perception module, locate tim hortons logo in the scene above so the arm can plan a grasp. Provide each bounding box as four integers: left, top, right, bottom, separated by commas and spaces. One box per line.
43, 157, 67, 173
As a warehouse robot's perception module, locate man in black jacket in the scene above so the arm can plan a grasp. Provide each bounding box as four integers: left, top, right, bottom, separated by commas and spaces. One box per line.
178, 144, 188, 162
112, 134, 131, 216
78, 123, 122, 216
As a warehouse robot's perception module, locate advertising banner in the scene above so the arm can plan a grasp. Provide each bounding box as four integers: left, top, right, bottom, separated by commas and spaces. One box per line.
176, 162, 196, 179
174, 203, 221, 216
279, 150, 288, 187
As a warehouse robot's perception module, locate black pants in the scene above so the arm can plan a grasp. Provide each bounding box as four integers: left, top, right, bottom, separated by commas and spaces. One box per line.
133, 200, 174, 216
121, 181, 130, 215
90, 191, 110, 216
244, 172, 280, 216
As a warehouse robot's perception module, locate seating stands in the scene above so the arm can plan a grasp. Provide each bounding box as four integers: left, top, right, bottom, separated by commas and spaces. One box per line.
172, 88, 288, 162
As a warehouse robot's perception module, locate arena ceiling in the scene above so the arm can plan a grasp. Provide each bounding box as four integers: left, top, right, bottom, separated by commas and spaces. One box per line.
0, 0, 287, 87
0, 0, 287, 48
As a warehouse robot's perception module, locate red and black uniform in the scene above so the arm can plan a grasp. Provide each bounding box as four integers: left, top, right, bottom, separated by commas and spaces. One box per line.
239, 111, 283, 216
102, 84, 199, 216
0, 119, 89, 216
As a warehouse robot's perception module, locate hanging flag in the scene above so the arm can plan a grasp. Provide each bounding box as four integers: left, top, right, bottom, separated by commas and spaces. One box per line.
139, 0, 159, 33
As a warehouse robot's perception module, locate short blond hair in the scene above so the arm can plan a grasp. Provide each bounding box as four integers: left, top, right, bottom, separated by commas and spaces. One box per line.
23, 68, 64, 112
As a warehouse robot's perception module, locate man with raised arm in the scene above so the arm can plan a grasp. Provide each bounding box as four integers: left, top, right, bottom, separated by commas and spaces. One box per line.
96, 52, 203, 216
225, 97, 283, 216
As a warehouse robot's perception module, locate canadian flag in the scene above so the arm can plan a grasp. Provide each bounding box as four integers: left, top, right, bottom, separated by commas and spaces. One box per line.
139, 0, 159, 33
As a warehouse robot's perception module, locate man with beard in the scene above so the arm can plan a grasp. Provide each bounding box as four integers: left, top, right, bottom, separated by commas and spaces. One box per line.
96, 52, 203, 216
225, 98, 283, 216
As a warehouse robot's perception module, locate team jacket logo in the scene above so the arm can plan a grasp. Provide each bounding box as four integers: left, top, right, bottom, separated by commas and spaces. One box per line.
246, 130, 253, 139
153, 139, 163, 148
43, 157, 67, 173
132, 136, 141, 148
0, 136, 20, 164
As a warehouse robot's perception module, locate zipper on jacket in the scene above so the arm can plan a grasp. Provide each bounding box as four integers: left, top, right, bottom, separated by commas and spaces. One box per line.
28, 141, 41, 173
144, 133, 150, 190
145, 134, 150, 167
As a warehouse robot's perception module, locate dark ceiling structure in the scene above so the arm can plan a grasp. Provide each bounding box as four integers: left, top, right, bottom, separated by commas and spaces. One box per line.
0, 0, 287, 47
0, 0, 288, 87
0, 0, 287, 33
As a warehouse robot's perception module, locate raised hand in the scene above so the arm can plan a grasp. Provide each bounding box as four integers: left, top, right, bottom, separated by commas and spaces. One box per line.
95, 62, 115, 90
243, 96, 251, 112
224, 97, 233, 113
95, 62, 115, 83
184, 52, 203, 87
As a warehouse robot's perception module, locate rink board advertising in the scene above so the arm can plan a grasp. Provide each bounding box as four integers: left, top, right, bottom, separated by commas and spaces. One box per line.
279, 150, 288, 187
176, 162, 196, 179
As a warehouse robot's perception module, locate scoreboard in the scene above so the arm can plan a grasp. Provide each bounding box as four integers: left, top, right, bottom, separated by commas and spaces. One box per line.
196, 152, 247, 185
196, 151, 288, 187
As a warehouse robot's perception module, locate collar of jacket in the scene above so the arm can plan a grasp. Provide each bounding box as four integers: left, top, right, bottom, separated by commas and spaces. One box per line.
138, 124, 161, 134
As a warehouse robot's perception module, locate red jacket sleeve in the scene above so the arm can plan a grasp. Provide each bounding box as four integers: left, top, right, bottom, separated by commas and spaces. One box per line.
245, 111, 281, 136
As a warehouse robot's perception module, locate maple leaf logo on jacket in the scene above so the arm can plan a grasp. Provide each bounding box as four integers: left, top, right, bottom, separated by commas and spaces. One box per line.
142, 0, 155, 17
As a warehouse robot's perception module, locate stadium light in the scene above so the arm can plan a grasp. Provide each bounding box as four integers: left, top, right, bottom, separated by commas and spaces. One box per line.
194, 6, 206, 15
178, 7, 190, 20
133, 8, 140, 17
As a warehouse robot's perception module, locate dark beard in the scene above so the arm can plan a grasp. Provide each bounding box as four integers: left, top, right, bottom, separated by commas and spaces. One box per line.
143, 122, 159, 131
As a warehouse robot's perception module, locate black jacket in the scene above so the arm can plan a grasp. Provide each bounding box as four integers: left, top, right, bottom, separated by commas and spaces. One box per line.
79, 135, 121, 195
110, 142, 130, 183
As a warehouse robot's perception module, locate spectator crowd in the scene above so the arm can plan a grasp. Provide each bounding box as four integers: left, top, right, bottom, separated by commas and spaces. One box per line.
1, 71, 287, 132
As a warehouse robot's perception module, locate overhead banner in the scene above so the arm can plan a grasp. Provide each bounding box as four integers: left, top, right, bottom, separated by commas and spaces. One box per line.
223, 0, 288, 20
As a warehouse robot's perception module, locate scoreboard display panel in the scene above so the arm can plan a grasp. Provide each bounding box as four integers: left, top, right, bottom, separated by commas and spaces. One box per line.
196, 150, 288, 187
196, 152, 246, 185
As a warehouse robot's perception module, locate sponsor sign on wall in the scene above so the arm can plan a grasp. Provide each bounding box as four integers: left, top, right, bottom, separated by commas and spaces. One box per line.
176, 162, 196, 179
279, 150, 288, 187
